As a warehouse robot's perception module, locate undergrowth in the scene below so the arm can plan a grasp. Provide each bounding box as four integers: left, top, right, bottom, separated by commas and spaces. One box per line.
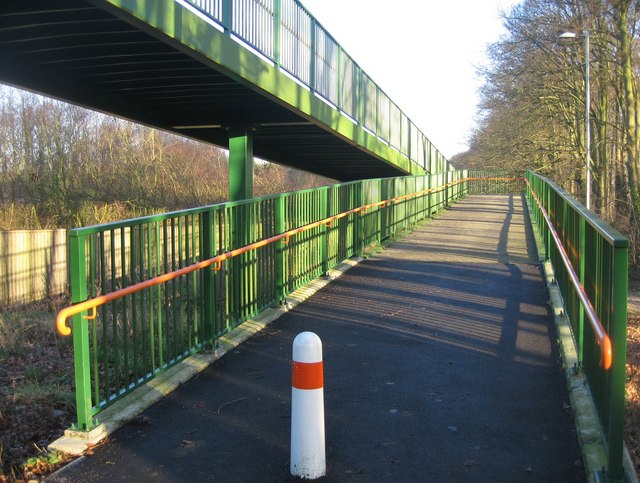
0, 303, 75, 481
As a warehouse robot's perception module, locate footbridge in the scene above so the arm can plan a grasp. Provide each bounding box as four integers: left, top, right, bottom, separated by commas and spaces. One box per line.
0, 1, 632, 482
0, 0, 448, 199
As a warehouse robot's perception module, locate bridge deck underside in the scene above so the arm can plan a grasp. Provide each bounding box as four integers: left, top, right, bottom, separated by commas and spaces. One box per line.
0, 0, 404, 180
52, 195, 585, 482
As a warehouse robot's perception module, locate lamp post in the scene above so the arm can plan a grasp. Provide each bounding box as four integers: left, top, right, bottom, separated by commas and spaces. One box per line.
559, 30, 591, 210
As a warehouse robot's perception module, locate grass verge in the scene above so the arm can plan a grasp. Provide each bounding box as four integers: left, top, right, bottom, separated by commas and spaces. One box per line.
0, 302, 75, 481
626, 307, 640, 476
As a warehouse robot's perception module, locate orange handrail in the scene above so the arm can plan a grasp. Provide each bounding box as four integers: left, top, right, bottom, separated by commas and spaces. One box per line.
525, 178, 612, 370
55, 176, 477, 336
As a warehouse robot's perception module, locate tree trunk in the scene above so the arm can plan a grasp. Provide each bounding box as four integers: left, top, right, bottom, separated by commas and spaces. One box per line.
616, 2, 640, 218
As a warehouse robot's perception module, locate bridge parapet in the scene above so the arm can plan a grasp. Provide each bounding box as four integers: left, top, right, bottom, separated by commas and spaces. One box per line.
526, 171, 629, 481
182, 0, 447, 173
57, 171, 467, 432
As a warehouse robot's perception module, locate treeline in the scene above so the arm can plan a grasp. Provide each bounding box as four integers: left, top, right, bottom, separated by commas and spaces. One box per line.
454, 0, 640, 258
0, 86, 331, 229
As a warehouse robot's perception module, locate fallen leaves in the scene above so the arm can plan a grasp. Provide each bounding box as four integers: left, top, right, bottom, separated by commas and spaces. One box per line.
180, 440, 196, 448
216, 396, 248, 414
625, 310, 640, 476
0, 306, 75, 480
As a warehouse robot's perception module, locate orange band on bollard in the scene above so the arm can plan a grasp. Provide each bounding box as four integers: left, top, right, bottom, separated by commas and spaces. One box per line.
292, 361, 324, 390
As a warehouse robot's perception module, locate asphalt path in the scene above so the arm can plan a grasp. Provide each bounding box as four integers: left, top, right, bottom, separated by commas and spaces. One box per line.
51, 195, 585, 482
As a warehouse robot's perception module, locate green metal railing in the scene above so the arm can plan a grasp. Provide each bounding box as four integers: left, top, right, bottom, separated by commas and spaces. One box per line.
466, 170, 525, 194
525, 171, 628, 480
59, 172, 468, 432
57, 170, 629, 478
185, 0, 449, 173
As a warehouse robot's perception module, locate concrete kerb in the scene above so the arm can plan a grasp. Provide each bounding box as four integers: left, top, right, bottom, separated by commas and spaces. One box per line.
527, 202, 638, 483
48, 256, 364, 458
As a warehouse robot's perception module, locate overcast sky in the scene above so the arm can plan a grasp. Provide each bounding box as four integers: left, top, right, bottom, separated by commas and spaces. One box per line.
301, 0, 520, 159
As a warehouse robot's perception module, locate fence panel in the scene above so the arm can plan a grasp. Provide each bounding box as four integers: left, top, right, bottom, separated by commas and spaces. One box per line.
466, 170, 524, 194
340, 52, 358, 120
187, 0, 224, 23
0, 229, 67, 306
377, 91, 390, 143
389, 102, 401, 150
232, 0, 275, 60
361, 72, 377, 134
313, 24, 339, 106
279, 0, 312, 85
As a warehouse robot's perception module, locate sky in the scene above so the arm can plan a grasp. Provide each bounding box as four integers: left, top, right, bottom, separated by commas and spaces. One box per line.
301, 0, 519, 159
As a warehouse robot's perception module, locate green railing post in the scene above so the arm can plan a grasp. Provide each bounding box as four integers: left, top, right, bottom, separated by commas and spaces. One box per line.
607, 244, 628, 481
375, 87, 379, 142
273, 0, 281, 68
545, 183, 551, 260
68, 233, 96, 431
464, 169, 469, 197
225, 206, 235, 330
427, 174, 432, 216
337, 45, 343, 112
577, 216, 586, 365
309, 17, 316, 91
201, 210, 215, 344
320, 188, 329, 276
356, 68, 364, 131
275, 194, 287, 304
445, 171, 450, 206
353, 182, 363, 257
222, 0, 232, 32
376, 180, 382, 244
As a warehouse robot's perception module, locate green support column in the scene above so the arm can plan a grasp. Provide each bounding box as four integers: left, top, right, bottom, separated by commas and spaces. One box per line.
228, 128, 255, 326
228, 129, 254, 202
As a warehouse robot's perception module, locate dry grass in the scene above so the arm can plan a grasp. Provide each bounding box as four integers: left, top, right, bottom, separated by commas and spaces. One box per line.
0, 303, 75, 481
626, 308, 640, 476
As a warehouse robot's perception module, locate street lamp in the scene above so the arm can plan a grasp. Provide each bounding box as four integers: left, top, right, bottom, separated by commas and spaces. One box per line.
559, 30, 591, 210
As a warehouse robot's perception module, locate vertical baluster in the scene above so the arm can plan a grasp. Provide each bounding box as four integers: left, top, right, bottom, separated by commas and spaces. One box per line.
147, 222, 156, 371
120, 228, 129, 386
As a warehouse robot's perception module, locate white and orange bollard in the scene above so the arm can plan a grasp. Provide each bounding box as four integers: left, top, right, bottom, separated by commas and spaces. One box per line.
290, 331, 326, 479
